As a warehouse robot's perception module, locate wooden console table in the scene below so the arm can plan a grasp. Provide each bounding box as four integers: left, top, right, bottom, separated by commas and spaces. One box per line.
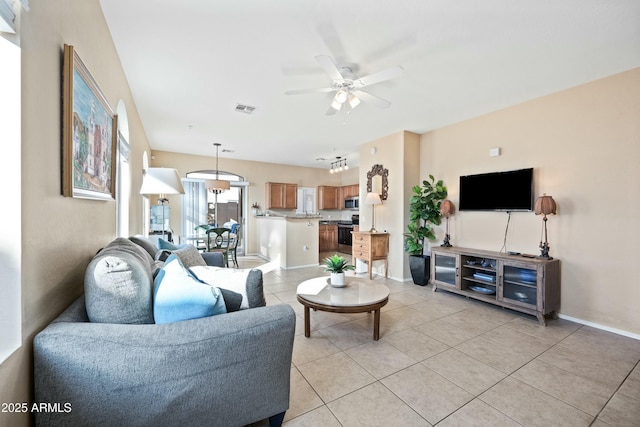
351, 232, 389, 279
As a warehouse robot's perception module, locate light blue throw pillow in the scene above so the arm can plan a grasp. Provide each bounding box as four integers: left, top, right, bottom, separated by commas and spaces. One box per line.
157, 238, 181, 250
153, 254, 227, 324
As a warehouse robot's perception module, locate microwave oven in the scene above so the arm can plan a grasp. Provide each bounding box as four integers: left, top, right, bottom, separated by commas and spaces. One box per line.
344, 197, 359, 210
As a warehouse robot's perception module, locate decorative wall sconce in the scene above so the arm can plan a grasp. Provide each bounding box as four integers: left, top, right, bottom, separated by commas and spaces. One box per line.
534, 194, 557, 259
440, 199, 455, 247
329, 156, 348, 173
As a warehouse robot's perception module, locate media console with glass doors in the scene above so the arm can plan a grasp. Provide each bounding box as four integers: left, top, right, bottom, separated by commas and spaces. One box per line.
430, 247, 560, 325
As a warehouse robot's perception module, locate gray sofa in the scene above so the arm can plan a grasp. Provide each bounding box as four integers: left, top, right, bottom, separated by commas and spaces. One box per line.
34, 237, 296, 427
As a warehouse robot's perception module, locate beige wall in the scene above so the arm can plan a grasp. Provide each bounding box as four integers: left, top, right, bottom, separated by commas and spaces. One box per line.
0, 1, 152, 425
358, 131, 421, 281
421, 68, 640, 335
150, 150, 358, 254
3, 2, 638, 425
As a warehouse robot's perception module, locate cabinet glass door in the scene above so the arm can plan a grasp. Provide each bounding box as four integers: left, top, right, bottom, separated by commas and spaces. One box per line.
502, 265, 538, 306
434, 253, 457, 286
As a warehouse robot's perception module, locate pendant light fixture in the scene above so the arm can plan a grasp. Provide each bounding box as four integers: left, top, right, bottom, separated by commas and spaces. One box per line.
206, 143, 230, 194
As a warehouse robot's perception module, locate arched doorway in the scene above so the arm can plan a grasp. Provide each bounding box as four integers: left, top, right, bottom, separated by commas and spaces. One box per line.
184, 170, 248, 256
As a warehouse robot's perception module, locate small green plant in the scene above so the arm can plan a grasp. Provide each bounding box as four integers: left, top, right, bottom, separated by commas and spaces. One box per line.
323, 254, 355, 273
403, 175, 448, 256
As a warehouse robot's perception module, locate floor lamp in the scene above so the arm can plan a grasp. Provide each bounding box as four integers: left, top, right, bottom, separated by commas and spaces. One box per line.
365, 192, 382, 232
140, 167, 185, 241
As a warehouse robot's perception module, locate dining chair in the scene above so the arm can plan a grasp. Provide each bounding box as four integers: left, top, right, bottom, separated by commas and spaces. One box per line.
206, 227, 232, 267
228, 225, 241, 268
193, 224, 211, 252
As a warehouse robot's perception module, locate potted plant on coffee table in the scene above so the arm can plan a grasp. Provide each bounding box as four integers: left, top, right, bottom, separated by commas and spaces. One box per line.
403, 175, 448, 285
323, 254, 355, 287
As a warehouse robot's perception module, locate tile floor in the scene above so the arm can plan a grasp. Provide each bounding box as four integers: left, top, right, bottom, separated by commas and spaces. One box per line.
238, 255, 640, 427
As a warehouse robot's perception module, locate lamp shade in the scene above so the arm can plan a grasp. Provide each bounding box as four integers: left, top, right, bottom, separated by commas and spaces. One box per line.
365, 192, 382, 205
140, 168, 185, 195
206, 179, 231, 194
440, 199, 455, 217
534, 194, 556, 216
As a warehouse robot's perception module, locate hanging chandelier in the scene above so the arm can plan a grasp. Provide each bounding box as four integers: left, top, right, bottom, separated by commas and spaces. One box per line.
329, 156, 349, 174
206, 143, 230, 194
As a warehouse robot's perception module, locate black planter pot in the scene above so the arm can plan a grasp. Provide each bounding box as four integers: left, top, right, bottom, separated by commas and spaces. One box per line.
409, 255, 431, 286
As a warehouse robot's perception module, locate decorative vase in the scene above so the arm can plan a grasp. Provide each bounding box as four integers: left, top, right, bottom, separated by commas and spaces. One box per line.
330, 272, 346, 287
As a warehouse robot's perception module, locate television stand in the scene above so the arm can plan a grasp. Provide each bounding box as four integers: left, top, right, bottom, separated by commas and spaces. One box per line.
430, 246, 560, 325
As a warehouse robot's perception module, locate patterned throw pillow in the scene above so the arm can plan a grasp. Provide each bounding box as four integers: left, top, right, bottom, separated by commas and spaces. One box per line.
153, 254, 227, 324
172, 244, 207, 268
190, 266, 265, 310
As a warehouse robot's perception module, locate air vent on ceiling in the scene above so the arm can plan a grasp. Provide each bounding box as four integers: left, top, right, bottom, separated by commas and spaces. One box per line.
235, 104, 256, 114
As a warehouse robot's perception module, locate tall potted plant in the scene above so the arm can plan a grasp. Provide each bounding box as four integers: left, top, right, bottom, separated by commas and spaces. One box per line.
403, 175, 448, 285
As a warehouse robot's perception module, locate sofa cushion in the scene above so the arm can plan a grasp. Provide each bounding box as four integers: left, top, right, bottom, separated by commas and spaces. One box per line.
190, 266, 266, 309
172, 244, 207, 268
129, 235, 159, 259
85, 238, 155, 324
153, 254, 227, 324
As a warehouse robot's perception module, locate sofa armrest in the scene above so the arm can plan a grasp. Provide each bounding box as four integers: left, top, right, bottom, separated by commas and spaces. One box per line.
201, 251, 225, 267
34, 301, 296, 427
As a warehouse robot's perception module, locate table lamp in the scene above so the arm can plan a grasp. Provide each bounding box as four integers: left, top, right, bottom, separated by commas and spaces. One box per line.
440, 199, 455, 247
365, 192, 382, 232
534, 193, 557, 259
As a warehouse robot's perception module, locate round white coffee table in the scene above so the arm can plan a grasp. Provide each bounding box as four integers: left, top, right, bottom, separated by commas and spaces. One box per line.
296, 276, 390, 340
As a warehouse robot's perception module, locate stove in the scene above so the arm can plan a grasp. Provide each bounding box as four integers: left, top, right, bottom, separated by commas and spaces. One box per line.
337, 215, 359, 252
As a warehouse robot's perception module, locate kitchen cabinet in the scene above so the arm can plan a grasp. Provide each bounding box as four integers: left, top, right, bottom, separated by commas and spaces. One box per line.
265, 182, 297, 209
318, 186, 340, 210
341, 184, 359, 199
430, 246, 560, 325
319, 224, 338, 251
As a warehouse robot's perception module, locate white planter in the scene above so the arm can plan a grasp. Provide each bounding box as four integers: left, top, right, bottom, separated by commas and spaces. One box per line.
330, 272, 346, 287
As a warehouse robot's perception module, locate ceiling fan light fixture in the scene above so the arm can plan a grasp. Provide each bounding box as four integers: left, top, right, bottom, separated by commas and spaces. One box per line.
330, 99, 342, 111
334, 89, 348, 104
347, 93, 361, 109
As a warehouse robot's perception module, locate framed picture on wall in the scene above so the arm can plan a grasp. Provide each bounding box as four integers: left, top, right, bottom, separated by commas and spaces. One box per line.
62, 44, 117, 200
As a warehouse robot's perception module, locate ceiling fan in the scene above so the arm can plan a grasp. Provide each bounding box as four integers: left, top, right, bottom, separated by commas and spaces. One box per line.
285, 55, 404, 115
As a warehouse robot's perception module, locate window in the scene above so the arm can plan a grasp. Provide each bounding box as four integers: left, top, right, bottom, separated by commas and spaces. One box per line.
116, 132, 130, 236
0, 35, 22, 362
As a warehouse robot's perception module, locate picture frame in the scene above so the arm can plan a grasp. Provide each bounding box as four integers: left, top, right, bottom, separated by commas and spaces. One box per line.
62, 44, 117, 200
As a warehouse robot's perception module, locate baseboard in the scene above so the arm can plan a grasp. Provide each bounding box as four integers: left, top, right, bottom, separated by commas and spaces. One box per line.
557, 313, 640, 340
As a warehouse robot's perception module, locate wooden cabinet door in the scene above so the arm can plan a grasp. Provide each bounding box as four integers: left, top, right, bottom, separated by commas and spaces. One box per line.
266, 182, 283, 209
318, 186, 340, 210
266, 182, 297, 209
342, 184, 359, 199
284, 184, 297, 209
328, 225, 338, 250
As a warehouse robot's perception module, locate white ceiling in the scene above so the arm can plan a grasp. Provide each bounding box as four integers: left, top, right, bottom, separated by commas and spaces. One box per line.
99, 0, 640, 169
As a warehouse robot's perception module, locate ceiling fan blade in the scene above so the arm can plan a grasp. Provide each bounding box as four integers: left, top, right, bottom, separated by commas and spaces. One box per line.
354, 65, 404, 88
315, 55, 345, 81
352, 90, 391, 109
325, 105, 338, 116
285, 87, 334, 95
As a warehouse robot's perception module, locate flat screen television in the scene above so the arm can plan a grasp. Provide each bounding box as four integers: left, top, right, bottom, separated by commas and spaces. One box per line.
459, 168, 534, 211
